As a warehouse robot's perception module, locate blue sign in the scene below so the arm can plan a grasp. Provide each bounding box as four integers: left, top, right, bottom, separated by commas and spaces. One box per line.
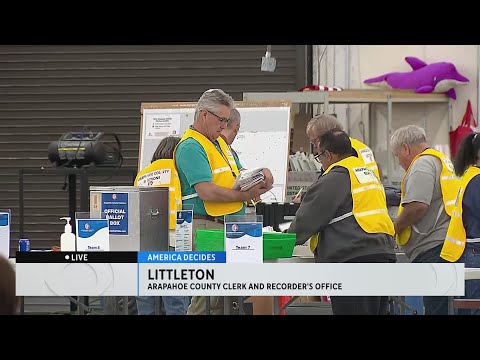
77, 219, 109, 239
101, 193, 128, 235
176, 210, 193, 225
0, 213, 9, 226
138, 251, 226, 263
225, 222, 262, 239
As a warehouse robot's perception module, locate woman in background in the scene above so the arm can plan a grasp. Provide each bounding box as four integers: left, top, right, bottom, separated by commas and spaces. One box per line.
134, 136, 191, 315
441, 133, 480, 315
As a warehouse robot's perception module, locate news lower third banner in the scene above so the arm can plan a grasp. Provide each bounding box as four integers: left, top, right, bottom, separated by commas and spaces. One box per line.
15, 251, 465, 296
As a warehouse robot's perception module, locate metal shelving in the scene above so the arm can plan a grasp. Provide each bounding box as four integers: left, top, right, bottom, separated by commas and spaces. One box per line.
243, 90, 452, 184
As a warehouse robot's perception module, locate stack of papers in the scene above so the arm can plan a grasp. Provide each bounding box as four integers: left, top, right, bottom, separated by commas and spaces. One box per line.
262, 226, 276, 233
233, 167, 266, 191
288, 152, 323, 172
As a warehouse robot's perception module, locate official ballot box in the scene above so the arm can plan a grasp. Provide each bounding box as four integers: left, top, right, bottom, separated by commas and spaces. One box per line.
89, 186, 169, 251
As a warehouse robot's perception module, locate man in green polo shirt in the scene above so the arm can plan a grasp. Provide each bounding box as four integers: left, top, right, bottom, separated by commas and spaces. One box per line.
176, 127, 245, 217
175, 88, 274, 315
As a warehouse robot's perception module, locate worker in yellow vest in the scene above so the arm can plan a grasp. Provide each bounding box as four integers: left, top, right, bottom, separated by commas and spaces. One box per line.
302, 114, 382, 253
174, 88, 274, 315
293, 114, 381, 211
134, 136, 190, 315
286, 129, 396, 315
440, 133, 480, 315
307, 114, 381, 178
135, 137, 182, 239
391, 125, 460, 315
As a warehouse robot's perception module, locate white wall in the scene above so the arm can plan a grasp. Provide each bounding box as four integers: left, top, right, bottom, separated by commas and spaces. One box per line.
311, 45, 479, 182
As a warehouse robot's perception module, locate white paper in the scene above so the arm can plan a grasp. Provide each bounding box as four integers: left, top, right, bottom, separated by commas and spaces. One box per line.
441, 157, 455, 173
278, 221, 292, 233
136, 168, 172, 187
292, 239, 314, 258
359, 147, 375, 165
225, 222, 263, 263
76, 219, 110, 251
145, 113, 181, 139
0, 212, 10, 258
262, 226, 276, 233
353, 167, 377, 184
175, 210, 193, 252
233, 167, 265, 191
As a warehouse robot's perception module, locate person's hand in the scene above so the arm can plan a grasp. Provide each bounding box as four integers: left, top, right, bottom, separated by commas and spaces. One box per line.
291, 196, 302, 204
262, 168, 274, 189
250, 196, 262, 205
245, 181, 272, 201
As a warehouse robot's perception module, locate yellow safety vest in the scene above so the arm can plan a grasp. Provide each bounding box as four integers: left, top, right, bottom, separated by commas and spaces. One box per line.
309, 156, 394, 252
175, 128, 242, 217
440, 166, 480, 262
134, 159, 182, 230
396, 148, 460, 246
350, 137, 380, 179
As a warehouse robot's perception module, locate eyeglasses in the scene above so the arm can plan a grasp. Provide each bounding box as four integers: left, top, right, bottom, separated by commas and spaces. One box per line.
314, 149, 326, 163
205, 109, 230, 124
310, 136, 320, 147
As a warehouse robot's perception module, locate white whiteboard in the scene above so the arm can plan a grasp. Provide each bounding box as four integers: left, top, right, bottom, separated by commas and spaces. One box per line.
139, 101, 292, 202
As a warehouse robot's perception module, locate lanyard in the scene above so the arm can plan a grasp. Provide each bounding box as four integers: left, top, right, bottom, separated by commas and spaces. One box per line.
190, 126, 237, 178
214, 140, 237, 179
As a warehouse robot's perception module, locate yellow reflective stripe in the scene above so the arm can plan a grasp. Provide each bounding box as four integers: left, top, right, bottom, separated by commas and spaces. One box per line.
212, 166, 231, 174
169, 187, 175, 192
445, 236, 463, 246
367, 164, 378, 170
355, 209, 388, 217
445, 200, 456, 206
169, 210, 176, 214
352, 184, 384, 194
452, 210, 462, 218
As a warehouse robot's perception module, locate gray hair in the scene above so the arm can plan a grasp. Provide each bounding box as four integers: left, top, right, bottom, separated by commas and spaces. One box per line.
194, 88, 235, 121
306, 114, 344, 138
390, 125, 428, 150
228, 108, 241, 129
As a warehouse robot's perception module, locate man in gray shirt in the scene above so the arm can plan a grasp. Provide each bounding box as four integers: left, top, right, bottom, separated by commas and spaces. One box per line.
391, 125, 455, 315
288, 129, 396, 315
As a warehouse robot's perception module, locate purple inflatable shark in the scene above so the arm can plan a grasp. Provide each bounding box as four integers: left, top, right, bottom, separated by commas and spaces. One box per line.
364, 56, 469, 99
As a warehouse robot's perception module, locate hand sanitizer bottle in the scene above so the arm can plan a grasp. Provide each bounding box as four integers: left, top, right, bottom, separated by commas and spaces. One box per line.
60, 217, 76, 251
